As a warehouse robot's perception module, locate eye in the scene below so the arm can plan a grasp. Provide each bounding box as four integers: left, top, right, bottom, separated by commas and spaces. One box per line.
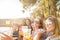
48, 23, 52, 25
44, 21, 52, 26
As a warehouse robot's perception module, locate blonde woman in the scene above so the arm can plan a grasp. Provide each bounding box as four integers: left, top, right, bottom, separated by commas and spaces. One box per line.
44, 15, 60, 40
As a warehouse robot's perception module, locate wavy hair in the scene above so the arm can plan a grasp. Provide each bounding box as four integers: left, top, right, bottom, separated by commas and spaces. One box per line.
45, 15, 60, 35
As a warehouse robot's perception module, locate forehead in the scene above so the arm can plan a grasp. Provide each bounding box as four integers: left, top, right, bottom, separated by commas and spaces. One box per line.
26, 19, 30, 22
34, 18, 40, 21
45, 19, 52, 24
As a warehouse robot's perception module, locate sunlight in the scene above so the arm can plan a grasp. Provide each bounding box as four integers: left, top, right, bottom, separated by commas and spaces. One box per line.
0, 0, 31, 19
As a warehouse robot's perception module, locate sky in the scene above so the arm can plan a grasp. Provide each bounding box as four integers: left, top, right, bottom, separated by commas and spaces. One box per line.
0, 0, 31, 19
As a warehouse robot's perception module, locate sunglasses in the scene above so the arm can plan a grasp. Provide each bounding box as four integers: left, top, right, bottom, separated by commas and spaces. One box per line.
44, 19, 52, 25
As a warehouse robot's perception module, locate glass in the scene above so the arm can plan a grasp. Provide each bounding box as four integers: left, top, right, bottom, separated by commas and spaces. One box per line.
23, 29, 31, 40
6, 21, 10, 27
22, 26, 31, 40
19, 31, 23, 36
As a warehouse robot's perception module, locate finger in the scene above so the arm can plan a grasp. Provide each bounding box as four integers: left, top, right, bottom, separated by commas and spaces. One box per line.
0, 32, 13, 40
0, 34, 7, 40
0, 32, 9, 37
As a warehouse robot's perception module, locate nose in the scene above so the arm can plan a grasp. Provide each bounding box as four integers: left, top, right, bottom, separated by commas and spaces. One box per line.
45, 24, 49, 28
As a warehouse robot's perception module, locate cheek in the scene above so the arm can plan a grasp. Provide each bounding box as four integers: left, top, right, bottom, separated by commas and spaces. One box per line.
26, 21, 28, 23
26, 20, 30, 24
35, 24, 40, 28
46, 25, 55, 32
33, 23, 39, 28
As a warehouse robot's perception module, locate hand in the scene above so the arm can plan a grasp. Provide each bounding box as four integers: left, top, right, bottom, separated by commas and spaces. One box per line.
0, 32, 13, 40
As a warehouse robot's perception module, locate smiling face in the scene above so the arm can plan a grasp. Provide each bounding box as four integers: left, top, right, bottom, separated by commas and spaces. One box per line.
26, 19, 31, 26
44, 15, 60, 35
45, 19, 55, 32
33, 18, 41, 30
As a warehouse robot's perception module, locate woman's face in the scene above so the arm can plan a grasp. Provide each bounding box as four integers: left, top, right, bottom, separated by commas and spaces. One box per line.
33, 19, 41, 29
45, 19, 55, 32
26, 20, 30, 25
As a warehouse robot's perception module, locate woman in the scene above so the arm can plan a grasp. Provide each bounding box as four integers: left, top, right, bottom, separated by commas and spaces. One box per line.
25, 19, 31, 29
25, 18, 33, 34
32, 17, 46, 40
44, 15, 60, 40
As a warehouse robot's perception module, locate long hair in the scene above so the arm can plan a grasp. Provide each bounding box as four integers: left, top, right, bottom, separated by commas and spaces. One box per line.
35, 16, 43, 28
46, 15, 60, 35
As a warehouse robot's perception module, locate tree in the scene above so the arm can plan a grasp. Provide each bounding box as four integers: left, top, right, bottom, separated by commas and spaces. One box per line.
19, 0, 58, 18
31, 0, 58, 18
19, 0, 37, 9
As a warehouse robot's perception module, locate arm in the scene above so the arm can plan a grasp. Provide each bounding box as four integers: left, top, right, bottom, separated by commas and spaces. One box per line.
0, 32, 13, 40
33, 32, 42, 40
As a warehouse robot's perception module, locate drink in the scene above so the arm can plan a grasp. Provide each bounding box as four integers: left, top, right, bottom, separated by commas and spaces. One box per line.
22, 26, 31, 40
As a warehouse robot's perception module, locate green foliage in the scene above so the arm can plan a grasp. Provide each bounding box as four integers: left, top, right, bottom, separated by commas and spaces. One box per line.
19, 0, 59, 18
19, 0, 37, 9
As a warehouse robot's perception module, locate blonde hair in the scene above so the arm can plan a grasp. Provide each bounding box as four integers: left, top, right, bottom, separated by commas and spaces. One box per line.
46, 15, 60, 35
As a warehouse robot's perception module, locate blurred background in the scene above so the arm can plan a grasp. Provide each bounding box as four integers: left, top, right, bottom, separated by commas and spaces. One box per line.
0, 0, 60, 40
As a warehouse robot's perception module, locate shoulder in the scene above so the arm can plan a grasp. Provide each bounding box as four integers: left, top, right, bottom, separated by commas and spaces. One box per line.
46, 36, 60, 40
55, 36, 60, 40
